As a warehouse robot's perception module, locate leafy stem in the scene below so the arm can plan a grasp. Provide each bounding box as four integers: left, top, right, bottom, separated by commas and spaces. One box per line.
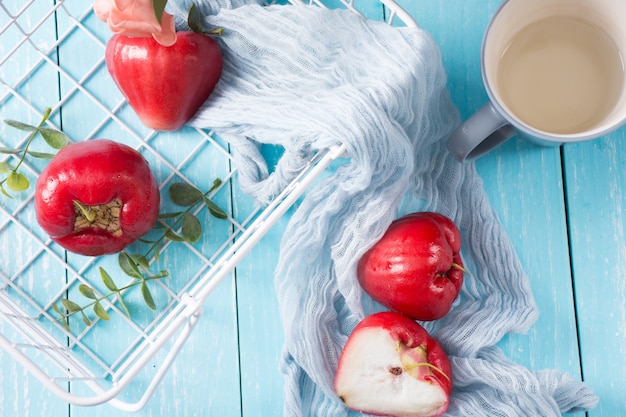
132, 179, 227, 264
145, 178, 226, 261
52, 266, 168, 329
0, 107, 69, 198
53, 179, 228, 331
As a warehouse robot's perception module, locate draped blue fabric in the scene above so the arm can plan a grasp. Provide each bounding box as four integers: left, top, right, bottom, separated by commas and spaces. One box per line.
166, 2, 598, 415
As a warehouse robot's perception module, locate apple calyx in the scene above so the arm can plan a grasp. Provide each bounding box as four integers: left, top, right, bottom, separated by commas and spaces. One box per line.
73, 199, 123, 237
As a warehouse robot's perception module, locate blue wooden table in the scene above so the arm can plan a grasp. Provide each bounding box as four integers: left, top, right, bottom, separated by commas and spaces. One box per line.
0, 0, 624, 416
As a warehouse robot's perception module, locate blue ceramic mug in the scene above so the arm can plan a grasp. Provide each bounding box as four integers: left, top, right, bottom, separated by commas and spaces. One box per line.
447, 0, 626, 161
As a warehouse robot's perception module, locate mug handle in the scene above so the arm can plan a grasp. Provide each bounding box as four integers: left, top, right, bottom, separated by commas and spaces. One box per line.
447, 102, 517, 161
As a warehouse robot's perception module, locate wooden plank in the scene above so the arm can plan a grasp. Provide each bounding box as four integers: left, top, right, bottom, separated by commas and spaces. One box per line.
232, 2, 387, 415
234, 207, 289, 417
476, 142, 582, 375
563, 134, 626, 417
0, 0, 76, 416
395, 1, 585, 415
398, 0, 582, 368
40, 1, 242, 415
4, 1, 621, 417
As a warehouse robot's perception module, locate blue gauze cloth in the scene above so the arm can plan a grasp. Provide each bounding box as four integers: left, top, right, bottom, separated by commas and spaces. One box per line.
166, 1, 599, 416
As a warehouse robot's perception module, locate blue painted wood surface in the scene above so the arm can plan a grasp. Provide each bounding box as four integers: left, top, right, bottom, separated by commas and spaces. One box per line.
0, 0, 624, 416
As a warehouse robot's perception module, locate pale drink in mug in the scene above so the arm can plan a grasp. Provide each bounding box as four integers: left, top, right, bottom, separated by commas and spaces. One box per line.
447, 0, 626, 161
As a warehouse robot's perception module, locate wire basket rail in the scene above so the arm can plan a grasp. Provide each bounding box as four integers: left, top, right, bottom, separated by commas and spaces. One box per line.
0, 0, 416, 411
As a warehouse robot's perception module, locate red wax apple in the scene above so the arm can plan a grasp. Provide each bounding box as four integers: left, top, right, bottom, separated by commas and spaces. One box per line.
357, 212, 464, 321
334, 311, 452, 417
35, 139, 160, 256
105, 31, 222, 131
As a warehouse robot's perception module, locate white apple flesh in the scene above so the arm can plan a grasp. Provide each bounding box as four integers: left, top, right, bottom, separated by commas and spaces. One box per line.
334, 312, 452, 417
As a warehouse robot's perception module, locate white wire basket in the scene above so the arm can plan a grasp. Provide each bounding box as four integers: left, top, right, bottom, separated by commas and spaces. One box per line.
0, 0, 416, 411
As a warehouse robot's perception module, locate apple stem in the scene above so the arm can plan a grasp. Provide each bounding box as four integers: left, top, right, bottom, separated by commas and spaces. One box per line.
73, 200, 96, 223
451, 262, 470, 276
405, 361, 452, 383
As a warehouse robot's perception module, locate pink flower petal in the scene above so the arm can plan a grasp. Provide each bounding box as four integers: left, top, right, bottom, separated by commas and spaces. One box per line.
152, 12, 177, 47
93, 0, 176, 44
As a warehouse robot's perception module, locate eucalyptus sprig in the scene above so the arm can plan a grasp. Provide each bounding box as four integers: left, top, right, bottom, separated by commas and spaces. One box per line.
53, 179, 228, 330
142, 178, 227, 261
52, 259, 169, 329
0, 107, 69, 198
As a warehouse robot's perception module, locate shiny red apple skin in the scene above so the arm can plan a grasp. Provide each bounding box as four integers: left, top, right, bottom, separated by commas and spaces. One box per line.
357, 212, 464, 321
105, 31, 223, 131
34, 139, 160, 256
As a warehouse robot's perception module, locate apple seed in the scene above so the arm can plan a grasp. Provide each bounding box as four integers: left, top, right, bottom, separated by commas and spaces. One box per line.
389, 366, 403, 376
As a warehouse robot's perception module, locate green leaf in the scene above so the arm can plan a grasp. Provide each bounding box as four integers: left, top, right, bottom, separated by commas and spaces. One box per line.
100, 267, 119, 292
0, 182, 13, 198
152, 0, 168, 24
52, 303, 71, 331
117, 294, 131, 318
152, 270, 169, 279
61, 298, 82, 313
41, 107, 52, 123
141, 282, 156, 310
6, 172, 29, 191
79, 284, 98, 300
164, 228, 185, 242
118, 252, 143, 279
81, 311, 91, 326
0, 161, 12, 173
158, 212, 182, 219
181, 213, 202, 243
154, 244, 162, 264
51, 302, 63, 317
38, 127, 69, 149
26, 150, 55, 159
188, 2, 204, 33
208, 178, 223, 192
204, 197, 228, 219
94, 301, 110, 321
138, 237, 159, 244
130, 254, 150, 270
169, 182, 204, 206
0, 147, 21, 155
4, 119, 37, 131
